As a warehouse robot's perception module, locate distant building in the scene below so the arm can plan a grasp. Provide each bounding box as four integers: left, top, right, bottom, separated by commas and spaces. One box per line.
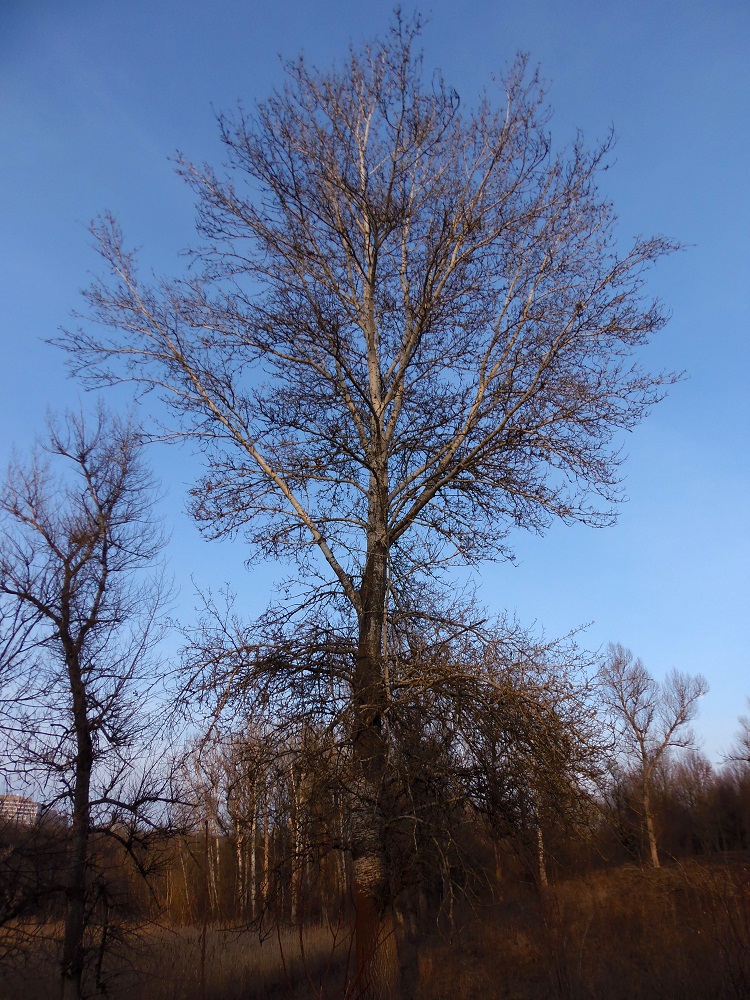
0, 794, 41, 826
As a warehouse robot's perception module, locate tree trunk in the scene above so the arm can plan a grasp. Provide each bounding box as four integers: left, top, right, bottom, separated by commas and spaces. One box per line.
261, 788, 270, 911
235, 827, 244, 916
643, 785, 660, 868
179, 841, 192, 922
289, 766, 301, 925
350, 506, 400, 999
536, 824, 549, 889
493, 839, 503, 900
250, 799, 257, 919
61, 656, 93, 1000
353, 881, 399, 1000
213, 833, 221, 914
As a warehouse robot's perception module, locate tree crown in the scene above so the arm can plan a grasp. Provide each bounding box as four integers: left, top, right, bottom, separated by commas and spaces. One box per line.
60, 17, 679, 611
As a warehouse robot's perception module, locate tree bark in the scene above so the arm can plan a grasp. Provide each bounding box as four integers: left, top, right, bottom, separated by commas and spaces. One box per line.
234, 827, 245, 916
643, 785, 660, 868
60, 652, 93, 1000
250, 797, 257, 919
262, 788, 270, 911
350, 498, 400, 999
179, 842, 192, 922
352, 880, 399, 1000
536, 825, 548, 889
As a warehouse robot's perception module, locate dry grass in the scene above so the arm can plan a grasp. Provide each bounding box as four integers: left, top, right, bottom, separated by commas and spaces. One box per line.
3, 861, 748, 999
413, 859, 750, 1000
1, 918, 353, 1000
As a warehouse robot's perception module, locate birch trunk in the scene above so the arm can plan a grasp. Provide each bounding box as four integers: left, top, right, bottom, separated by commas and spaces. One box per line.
643, 785, 660, 868
536, 825, 548, 889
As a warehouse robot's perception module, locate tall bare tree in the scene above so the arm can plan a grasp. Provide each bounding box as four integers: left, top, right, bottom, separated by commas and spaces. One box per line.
0, 408, 169, 999
60, 16, 678, 994
599, 643, 708, 868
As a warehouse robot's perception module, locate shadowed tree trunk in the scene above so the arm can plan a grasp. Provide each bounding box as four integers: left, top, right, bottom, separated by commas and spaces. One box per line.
349, 489, 401, 994
61, 648, 94, 1000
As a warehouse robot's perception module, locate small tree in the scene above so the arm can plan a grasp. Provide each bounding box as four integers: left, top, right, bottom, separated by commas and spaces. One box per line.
0, 408, 169, 999
599, 643, 707, 868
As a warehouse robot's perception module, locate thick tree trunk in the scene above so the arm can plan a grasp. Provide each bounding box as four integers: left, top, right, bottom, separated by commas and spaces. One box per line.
61, 789, 91, 1000
352, 878, 399, 1000
350, 508, 400, 999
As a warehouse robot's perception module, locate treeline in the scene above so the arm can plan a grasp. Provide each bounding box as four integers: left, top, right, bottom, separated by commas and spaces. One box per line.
602, 752, 750, 864
4, 717, 749, 935
155, 738, 750, 928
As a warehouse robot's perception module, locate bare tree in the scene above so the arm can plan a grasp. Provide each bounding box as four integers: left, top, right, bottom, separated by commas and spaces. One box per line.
59, 15, 678, 994
599, 643, 707, 868
727, 700, 750, 767
462, 633, 603, 887
0, 407, 170, 999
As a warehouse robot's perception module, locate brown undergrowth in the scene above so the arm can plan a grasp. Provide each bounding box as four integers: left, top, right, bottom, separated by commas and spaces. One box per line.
0, 920, 352, 999
413, 859, 750, 1000
2, 860, 748, 999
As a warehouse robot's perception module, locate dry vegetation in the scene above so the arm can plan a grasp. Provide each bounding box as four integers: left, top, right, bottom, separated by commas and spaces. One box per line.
420, 860, 750, 1000
3, 858, 749, 1000
1, 921, 349, 1000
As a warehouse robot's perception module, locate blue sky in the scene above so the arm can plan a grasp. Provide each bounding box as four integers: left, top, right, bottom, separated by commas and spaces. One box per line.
1, 0, 748, 762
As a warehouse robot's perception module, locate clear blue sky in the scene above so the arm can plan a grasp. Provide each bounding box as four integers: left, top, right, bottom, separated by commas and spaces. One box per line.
1, 0, 747, 762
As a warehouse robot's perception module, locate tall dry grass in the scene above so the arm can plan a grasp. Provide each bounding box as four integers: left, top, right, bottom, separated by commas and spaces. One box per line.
3, 861, 748, 999
413, 859, 750, 1000
1, 918, 353, 999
